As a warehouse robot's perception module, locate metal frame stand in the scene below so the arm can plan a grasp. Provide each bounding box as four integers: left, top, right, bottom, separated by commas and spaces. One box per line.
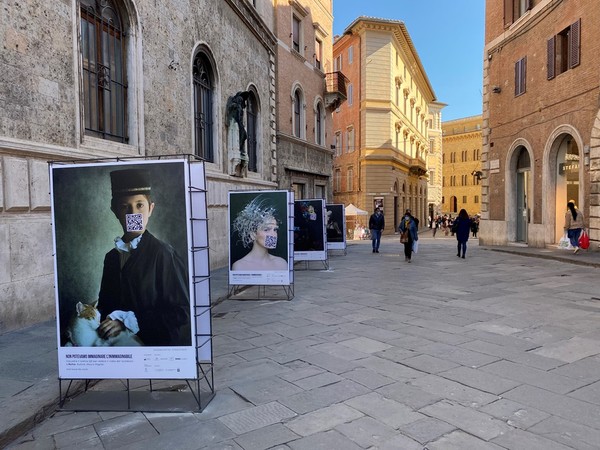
55, 155, 215, 414
227, 283, 294, 301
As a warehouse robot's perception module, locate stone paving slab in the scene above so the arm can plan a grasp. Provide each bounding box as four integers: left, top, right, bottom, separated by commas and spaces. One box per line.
419, 399, 511, 441
285, 403, 363, 436
218, 402, 297, 435
6, 237, 600, 449
527, 415, 600, 450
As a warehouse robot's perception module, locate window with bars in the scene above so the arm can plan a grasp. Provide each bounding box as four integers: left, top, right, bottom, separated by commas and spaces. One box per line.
515, 56, 527, 96
548, 19, 580, 79
315, 102, 324, 145
193, 52, 214, 162
246, 91, 258, 172
293, 89, 302, 138
80, 0, 128, 143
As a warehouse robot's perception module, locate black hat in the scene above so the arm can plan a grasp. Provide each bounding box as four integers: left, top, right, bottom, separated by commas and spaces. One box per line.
110, 169, 151, 198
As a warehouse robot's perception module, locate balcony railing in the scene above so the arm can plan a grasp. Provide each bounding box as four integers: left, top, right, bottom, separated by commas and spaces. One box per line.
409, 157, 428, 177
324, 71, 348, 109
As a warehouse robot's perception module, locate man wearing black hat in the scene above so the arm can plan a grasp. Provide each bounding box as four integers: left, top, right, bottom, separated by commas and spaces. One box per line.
96, 168, 191, 346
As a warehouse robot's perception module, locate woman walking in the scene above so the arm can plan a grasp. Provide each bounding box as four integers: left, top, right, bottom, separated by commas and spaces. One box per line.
564, 201, 584, 254
398, 209, 418, 263
454, 209, 472, 259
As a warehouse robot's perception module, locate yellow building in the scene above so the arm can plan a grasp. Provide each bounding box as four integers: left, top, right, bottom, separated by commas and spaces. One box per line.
332, 17, 437, 231
427, 102, 446, 219
442, 115, 482, 216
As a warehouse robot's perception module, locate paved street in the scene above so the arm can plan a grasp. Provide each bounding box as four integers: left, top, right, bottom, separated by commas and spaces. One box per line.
7, 234, 600, 449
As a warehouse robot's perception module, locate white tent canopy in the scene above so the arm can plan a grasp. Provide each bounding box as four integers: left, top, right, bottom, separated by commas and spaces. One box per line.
345, 203, 368, 216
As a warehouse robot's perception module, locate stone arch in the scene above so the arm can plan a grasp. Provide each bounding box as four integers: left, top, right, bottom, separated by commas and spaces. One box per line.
504, 138, 534, 243
542, 124, 584, 244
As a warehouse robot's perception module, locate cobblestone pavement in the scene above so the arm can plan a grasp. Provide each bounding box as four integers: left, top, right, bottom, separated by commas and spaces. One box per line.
7, 234, 600, 449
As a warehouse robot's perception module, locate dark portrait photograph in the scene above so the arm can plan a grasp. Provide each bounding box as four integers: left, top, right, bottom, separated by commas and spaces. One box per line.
51, 161, 192, 348
294, 199, 325, 252
325, 204, 345, 244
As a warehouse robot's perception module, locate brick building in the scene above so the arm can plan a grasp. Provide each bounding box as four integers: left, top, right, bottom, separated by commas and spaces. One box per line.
273, 0, 343, 200
332, 17, 437, 232
442, 116, 483, 217
0, 0, 277, 332
482, 0, 600, 248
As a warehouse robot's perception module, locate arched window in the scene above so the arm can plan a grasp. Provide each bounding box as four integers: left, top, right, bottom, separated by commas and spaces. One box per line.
193, 52, 214, 162
315, 101, 325, 145
293, 89, 302, 138
246, 91, 258, 172
80, 0, 128, 143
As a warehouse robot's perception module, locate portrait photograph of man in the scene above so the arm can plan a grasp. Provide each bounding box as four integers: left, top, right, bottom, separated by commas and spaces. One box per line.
51, 161, 192, 348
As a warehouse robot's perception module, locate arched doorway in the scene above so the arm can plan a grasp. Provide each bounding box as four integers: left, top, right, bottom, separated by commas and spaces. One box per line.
554, 135, 580, 242
516, 147, 531, 242
544, 130, 582, 245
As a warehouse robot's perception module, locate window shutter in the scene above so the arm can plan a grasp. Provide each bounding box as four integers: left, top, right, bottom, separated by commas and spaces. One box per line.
547, 37, 555, 80
514, 60, 519, 95
523, 56, 527, 93
569, 18, 581, 68
504, 0, 514, 27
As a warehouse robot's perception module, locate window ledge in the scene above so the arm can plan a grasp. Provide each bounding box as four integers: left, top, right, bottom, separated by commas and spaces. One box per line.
291, 49, 306, 62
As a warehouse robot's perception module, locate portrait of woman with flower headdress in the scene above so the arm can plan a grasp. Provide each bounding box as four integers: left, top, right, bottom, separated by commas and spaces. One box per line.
229, 192, 289, 271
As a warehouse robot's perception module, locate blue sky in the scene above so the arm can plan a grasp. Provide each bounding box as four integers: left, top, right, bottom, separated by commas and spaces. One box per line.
332, 1, 485, 122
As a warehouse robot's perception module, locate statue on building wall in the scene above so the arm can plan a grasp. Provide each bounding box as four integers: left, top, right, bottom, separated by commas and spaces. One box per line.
226, 91, 250, 177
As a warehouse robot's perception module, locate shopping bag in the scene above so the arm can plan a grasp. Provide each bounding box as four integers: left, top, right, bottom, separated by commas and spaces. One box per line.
579, 229, 590, 249
412, 240, 419, 254
558, 233, 572, 250
400, 231, 409, 243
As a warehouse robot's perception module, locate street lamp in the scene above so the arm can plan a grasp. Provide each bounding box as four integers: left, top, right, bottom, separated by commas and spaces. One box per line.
471, 170, 483, 180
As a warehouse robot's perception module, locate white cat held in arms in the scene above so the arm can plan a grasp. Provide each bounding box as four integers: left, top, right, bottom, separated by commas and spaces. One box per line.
65, 301, 143, 347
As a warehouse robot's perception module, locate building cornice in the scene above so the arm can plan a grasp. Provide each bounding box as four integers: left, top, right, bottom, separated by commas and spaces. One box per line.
225, 0, 277, 52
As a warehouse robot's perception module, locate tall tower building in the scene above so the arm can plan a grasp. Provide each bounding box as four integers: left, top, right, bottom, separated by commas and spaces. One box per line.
332, 17, 437, 231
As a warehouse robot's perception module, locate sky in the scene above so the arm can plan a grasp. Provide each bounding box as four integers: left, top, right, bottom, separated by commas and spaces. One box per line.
332, 1, 485, 122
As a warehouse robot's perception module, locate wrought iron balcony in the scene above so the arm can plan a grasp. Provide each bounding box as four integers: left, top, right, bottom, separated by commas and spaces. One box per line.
324, 71, 348, 109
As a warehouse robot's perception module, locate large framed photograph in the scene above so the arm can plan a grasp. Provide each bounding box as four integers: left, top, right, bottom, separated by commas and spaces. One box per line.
50, 159, 198, 379
294, 199, 327, 261
326, 203, 346, 250
229, 190, 292, 286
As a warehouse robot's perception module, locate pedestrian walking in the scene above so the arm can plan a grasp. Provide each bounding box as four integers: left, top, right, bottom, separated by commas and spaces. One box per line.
564, 200, 584, 254
453, 208, 472, 259
398, 209, 418, 263
471, 216, 479, 237
369, 207, 385, 253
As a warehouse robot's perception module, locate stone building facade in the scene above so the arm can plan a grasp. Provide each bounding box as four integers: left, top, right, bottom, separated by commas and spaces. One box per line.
442, 116, 483, 216
427, 102, 446, 219
332, 17, 437, 232
273, 0, 341, 200
482, 0, 600, 248
0, 0, 277, 332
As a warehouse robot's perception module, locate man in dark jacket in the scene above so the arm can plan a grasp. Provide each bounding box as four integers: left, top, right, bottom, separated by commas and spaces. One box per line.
368, 207, 385, 253
97, 169, 191, 347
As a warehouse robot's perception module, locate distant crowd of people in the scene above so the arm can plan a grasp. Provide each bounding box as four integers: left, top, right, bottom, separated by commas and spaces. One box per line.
430, 213, 480, 239
364, 208, 481, 262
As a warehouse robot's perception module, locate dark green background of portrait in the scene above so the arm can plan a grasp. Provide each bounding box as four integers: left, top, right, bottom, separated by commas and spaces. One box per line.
229, 191, 289, 269
52, 161, 189, 340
